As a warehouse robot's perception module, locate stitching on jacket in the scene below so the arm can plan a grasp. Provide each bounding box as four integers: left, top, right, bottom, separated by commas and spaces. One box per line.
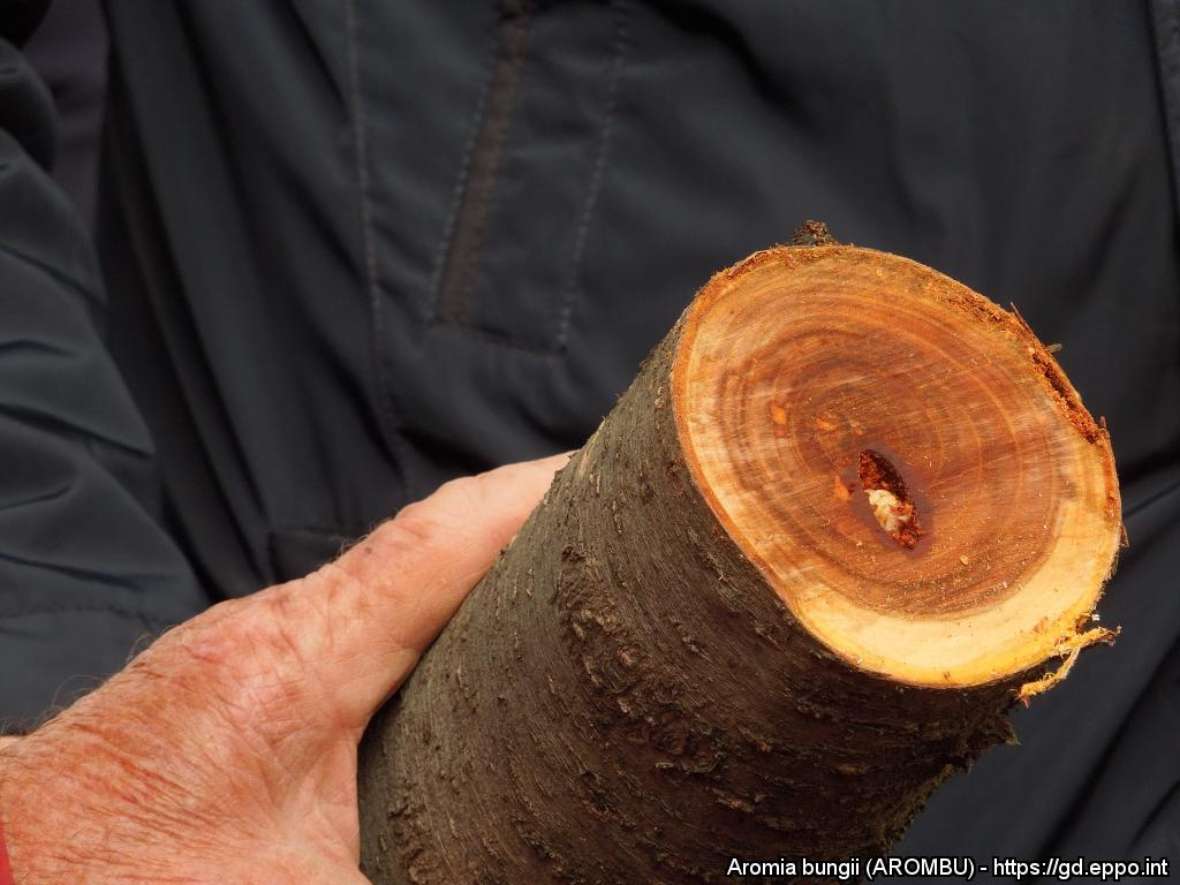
555, 0, 630, 352
432, 0, 534, 327
345, 0, 408, 498
426, 7, 500, 323
429, 318, 580, 356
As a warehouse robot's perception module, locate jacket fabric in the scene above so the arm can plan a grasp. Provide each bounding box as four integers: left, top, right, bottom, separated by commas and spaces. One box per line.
1, 0, 1178, 873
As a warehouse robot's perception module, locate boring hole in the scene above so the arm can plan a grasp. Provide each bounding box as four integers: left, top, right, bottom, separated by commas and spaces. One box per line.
858, 449, 922, 549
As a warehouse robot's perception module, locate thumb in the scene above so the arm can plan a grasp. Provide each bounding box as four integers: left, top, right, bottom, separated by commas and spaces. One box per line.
283, 452, 572, 729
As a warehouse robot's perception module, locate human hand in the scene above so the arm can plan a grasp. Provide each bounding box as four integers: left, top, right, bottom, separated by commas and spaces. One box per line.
0, 455, 569, 883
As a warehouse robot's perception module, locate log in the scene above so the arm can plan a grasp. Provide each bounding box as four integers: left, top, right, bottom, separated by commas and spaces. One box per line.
357, 226, 1122, 883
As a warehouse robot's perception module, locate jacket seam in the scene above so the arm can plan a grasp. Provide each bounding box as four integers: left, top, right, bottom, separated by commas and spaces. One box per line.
555, 0, 630, 352
345, 0, 408, 500
425, 9, 499, 324
432, 0, 534, 327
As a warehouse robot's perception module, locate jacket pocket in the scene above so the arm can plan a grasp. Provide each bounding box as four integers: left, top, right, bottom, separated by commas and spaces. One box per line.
429, 0, 629, 353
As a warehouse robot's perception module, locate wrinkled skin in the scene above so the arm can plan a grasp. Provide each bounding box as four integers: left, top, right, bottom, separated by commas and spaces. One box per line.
0, 455, 568, 884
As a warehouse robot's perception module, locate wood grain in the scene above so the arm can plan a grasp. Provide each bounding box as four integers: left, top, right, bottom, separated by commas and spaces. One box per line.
674, 245, 1120, 686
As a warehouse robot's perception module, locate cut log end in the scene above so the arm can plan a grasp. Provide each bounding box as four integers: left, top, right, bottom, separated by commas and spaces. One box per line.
672, 245, 1121, 689
358, 240, 1126, 879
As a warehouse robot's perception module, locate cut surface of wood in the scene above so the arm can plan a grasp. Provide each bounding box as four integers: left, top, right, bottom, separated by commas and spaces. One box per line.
673, 246, 1120, 687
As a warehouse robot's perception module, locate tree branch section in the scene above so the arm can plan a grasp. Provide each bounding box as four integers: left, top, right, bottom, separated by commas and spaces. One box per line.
358, 236, 1122, 883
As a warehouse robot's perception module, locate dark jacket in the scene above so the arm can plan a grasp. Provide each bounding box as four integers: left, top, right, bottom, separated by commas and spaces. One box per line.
2, 0, 1178, 873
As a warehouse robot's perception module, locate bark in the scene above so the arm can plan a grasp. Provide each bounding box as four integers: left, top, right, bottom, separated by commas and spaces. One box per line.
357, 231, 1121, 883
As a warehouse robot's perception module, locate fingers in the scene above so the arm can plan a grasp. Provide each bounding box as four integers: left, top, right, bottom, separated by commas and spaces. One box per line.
282, 452, 572, 729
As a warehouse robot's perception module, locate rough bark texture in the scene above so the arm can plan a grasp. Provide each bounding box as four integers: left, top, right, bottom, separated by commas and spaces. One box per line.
357, 234, 1117, 883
